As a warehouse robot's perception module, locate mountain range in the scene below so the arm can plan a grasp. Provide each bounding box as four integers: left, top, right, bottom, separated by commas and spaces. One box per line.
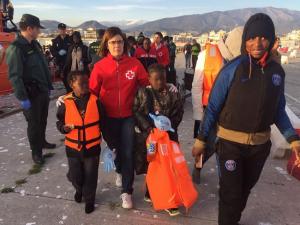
101, 20, 147, 29
129, 7, 300, 35
38, 7, 300, 35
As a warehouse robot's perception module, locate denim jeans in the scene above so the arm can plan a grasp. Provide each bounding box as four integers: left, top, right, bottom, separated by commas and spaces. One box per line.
104, 116, 135, 194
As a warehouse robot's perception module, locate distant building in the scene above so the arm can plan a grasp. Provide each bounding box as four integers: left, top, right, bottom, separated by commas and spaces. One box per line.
37, 37, 53, 48
83, 28, 97, 39
173, 32, 194, 43
280, 30, 300, 49
208, 30, 226, 42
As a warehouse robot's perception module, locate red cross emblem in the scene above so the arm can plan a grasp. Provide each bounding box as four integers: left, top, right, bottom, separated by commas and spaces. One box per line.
125, 70, 135, 80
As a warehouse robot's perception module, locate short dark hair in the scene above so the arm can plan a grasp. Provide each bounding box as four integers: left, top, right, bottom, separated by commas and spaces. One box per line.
163, 36, 169, 43
154, 32, 163, 39
100, 27, 128, 57
143, 37, 151, 43
148, 63, 166, 77
67, 70, 88, 84
72, 31, 81, 40
127, 36, 136, 44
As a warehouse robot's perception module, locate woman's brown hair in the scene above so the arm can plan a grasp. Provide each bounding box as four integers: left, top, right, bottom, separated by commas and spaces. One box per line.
100, 27, 128, 57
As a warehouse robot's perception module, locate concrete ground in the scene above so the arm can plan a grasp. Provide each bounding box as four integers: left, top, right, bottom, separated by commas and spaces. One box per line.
0, 53, 300, 225
282, 59, 300, 117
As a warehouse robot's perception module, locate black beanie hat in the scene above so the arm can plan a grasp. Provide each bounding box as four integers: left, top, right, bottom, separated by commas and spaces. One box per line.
241, 13, 275, 55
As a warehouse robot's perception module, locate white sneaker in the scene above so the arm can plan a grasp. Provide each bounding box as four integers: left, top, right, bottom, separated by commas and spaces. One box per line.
120, 193, 133, 209
115, 173, 122, 188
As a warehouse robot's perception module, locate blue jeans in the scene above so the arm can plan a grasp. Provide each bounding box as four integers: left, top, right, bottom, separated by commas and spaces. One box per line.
104, 116, 135, 194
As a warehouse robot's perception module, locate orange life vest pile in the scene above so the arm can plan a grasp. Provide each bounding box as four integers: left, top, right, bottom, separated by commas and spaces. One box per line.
146, 128, 198, 211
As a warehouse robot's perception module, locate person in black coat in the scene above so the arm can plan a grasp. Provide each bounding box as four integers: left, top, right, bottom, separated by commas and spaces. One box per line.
50, 23, 72, 78
132, 63, 183, 216
63, 31, 91, 93
132, 63, 183, 176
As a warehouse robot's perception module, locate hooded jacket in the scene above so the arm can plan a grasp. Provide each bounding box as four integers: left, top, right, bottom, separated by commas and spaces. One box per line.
197, 14, 300, 145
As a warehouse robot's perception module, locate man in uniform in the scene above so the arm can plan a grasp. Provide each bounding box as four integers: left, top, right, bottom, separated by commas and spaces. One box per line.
168, 37, 177, 70
6, 14, 56, 165
50, 23, 72, 78
88, 29, 105, 70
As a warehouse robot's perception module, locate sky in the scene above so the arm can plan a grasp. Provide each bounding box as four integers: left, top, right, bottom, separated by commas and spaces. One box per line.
12, 0, 300, 26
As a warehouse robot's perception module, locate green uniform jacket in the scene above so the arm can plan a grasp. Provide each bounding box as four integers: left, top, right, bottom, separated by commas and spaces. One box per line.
192, 43, 201, 56
6, 34, 53, 101
89, 40, 102, 67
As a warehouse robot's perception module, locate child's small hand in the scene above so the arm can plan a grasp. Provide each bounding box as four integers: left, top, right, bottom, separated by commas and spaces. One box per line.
64, 124, 74, 133
167, 83, 178, 93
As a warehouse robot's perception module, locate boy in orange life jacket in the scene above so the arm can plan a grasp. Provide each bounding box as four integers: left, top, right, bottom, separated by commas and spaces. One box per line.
133, 63, 184, 216
56, 70, 104, 214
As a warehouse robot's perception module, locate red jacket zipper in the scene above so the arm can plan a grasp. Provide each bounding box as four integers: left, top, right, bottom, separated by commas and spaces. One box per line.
116, 61, 121, 117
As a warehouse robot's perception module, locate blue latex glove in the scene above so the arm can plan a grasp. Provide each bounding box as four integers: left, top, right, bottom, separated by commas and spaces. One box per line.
102, 147, 116, 173
20, 99, 31, 110
149, 113, 175, 132
48, 90, 51, 97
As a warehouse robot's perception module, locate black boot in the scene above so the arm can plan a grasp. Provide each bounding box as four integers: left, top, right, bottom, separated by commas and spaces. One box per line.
74, 191, 82, 203
192, 167, 201, 184
43, 141, 56, 149
32, 154, 45, 165
85, 203, 95, 214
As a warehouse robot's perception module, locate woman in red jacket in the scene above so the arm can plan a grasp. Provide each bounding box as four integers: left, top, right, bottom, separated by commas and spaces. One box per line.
134, 37, 158, 70
89, 27, 149, 209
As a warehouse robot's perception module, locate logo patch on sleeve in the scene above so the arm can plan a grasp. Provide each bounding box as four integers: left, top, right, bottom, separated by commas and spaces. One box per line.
272, 74, 282, 86
225, 160, 236, 171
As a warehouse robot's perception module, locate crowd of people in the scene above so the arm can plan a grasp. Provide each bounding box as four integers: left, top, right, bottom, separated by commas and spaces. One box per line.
5, 12, 300, 225
47, 25, 178, 92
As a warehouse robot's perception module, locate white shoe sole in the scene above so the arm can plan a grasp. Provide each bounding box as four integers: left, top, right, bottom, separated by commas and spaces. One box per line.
121, 204, 133, 209
164, 209, 180, 217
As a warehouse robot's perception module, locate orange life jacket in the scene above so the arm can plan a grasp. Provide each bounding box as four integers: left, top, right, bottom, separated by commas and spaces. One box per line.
202, 44, 223, 106
64, 93, 101, 151
146, 128, 198, 211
